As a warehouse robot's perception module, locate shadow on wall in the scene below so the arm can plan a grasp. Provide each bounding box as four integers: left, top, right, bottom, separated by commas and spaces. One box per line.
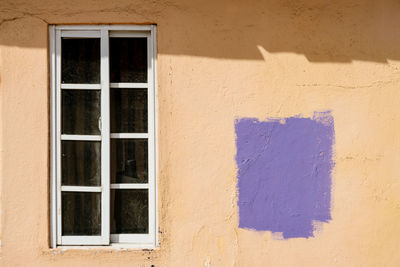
0, 0, 400, 63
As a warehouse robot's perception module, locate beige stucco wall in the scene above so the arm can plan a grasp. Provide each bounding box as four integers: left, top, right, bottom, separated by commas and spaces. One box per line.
1, 0, 400, 266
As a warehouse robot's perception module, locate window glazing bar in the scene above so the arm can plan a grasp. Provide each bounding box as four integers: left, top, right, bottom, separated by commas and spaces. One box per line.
110, 133, 148, 139
61, 135, 101, 141
61, 84, 101, 90
110, 83, 148, 88
61, 186, 102, 192
110, 184, 149, 189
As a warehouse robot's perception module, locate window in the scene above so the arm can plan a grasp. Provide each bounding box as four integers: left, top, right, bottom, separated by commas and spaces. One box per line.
49, 25, 157, 248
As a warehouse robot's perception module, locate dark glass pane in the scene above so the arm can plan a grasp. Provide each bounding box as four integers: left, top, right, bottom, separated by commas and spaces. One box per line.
111, 88, 147, 133
62, 141, 101, 186
110, 38, 147, 83
62, 192, 101, 236
62, 38, 100, 83
62, 90, 100, 135
111, 189, 148, 234
111, 139, 148, 184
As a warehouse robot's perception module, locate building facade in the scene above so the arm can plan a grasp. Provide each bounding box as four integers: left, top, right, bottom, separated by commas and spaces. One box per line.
1, 0, 400, 266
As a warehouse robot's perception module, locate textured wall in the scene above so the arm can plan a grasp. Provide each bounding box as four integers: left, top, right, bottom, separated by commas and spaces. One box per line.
1, 0, 400, 266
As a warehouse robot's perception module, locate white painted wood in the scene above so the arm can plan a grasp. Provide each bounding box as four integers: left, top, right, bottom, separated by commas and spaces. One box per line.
110, 133, 148, 139
56, 27, 107, 246
152, 24, 159, 247
61, 236, 106, 245
61, 30, 100, 38
109, 82, 148, 88
100, 28, 111, 245
110, 184, 149, 189
110, 242, 155, 249
55, 29, 62, 245
109, 31, 150, 38
49, 25, 57, 249
56, 25, 152, 31
110, 234, 152, 244
147, 31, 156, 246
61, 134, 101, 141
51, 25, 157, 247
108, 28, 157, 246
61, 186, 102, 192
61, 84, 101, 90
57, 243, 155, 249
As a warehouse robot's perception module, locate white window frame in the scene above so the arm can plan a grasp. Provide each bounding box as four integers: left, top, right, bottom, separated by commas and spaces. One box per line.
49, 25, 158, 248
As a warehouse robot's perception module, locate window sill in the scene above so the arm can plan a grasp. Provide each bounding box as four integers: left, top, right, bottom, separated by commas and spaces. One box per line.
54, 243, 158, 251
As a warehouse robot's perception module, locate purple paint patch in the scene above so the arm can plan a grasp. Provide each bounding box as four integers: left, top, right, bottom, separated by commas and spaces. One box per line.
235, 112, 334, 239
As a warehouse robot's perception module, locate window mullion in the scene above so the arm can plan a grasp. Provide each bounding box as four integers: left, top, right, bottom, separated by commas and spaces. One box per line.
100, 28, 110, 245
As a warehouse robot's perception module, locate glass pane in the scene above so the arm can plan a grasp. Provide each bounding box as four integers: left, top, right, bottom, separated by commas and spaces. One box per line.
111, 189, 148, 234
111, 139, 148, 184
62, 38, 100, 84
62, 192, 101, 236
62, 141, 101, 186
110, 38, 147, 83
111, 88, 147, 133
62, 90, 101, 135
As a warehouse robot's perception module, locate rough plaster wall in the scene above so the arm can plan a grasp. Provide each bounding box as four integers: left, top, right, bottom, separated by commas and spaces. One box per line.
0, 0, 400, 266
